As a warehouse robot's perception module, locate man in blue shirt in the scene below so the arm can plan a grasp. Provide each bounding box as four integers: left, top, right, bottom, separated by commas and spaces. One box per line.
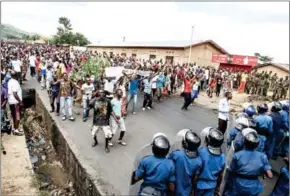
225, 131, 273, 196
169, 130, 202, 196
196, 129, 225, 196
156, 72, 165, 102
132, 134, 175, 196
125, 73, 139, 114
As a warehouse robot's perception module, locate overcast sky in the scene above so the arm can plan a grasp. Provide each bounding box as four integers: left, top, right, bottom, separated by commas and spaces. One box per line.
2, 2, 289, 63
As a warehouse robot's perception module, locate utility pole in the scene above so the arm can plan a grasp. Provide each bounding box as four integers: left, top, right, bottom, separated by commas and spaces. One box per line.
188, 26, 194, 64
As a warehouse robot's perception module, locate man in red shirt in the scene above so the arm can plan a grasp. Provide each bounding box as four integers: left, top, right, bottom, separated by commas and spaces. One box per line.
181, 74, 196, 110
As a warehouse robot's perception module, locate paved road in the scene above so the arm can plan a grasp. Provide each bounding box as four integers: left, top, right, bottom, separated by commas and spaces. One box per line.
24, 78, 280, 195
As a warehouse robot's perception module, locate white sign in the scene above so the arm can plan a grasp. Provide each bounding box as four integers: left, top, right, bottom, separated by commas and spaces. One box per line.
105, 67, 124, 80
71, 46, 87, 52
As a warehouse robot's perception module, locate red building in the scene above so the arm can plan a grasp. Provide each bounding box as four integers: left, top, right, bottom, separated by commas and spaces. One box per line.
212, 54, 258, 72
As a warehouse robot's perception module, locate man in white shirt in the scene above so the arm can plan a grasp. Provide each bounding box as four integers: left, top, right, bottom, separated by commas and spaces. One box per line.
29, 54, 37, 77
81, 78, 95, 122
7, 72, 24, 135
218, 91, 232, 135
104, 78, 115, 99
11, 56, 22, 84
205, 68, 210, 87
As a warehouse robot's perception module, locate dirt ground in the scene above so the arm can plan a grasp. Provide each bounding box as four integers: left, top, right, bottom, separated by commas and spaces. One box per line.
194, 90, 274, 113
1, 134, 39, 196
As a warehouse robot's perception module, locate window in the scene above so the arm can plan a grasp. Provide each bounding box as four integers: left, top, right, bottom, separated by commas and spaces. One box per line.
121, 53, 127, 57
149, 55, 156, 59
132, 53, 137, 57
110, 52, 113, 57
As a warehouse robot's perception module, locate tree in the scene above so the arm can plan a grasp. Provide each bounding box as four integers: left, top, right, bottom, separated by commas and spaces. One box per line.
254, 53, 273, 65
52, 17, 90, 46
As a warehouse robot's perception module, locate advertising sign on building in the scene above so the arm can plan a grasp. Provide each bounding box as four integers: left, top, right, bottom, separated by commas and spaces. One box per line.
232, 55, 258, 66
211, 54, 229, 63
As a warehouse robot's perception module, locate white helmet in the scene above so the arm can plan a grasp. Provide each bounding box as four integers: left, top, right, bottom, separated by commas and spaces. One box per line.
152, 133, 167, 143
235, 117, 250, 130
241, 128, 257, 137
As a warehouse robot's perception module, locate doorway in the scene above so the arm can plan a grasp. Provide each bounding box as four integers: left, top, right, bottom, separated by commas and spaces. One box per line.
165, 56, 174, 64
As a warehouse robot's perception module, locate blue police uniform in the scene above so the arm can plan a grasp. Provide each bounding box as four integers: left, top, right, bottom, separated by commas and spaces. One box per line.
234, 131, 265, 153
168, 150, 202, 196
280, 110, 289, 156
270, 112, 283, 159
225, 150, 272, 196
227, 127, 239, 147
254, 114, 273, 157
196, 147, 225, 196
270, 166, 289, 196
136, 155, 175, 196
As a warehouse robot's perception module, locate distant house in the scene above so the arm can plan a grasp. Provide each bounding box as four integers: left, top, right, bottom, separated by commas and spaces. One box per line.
86, 40, 229, 68
253, 63, 289, 79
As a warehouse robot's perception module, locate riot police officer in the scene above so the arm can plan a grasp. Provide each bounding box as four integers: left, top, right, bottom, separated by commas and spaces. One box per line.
227, 116, 250, 148
270, 102, 283, 159
131, 134, 175, 196
270, 156, 289, 196
196, 129, 225, 196
280, 101, 289, 157
224, 131, 273, 196
168, 129, 202, 196
243, 104, 257, 120
254, 103, 273, 158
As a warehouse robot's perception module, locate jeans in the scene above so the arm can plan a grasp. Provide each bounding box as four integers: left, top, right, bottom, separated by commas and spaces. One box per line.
30, 66, 36, 77
126, 94, 137, 113
182, 92, 191, 109
82, 98, 90, 119
50, 95, 60, 113
1, 108, 5, 122
143, 93, 152, 108
60, 96, 73, 117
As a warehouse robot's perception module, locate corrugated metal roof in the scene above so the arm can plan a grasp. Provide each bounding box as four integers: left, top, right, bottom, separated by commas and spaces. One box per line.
254, 63, 289, 72
87, 40, 201, 48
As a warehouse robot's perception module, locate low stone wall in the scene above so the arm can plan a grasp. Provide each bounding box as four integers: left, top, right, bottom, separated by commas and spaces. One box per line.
34, 92, 105, 196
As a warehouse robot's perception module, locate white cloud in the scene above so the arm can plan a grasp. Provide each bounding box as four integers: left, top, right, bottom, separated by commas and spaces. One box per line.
2, 2, 289, 63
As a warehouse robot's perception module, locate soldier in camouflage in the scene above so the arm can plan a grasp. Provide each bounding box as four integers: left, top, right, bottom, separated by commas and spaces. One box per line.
245, 72, 252, 94
273, 78, 284, 100
270, 73, 278, 91
258, 76, 266, 96
281, 76, 289, 99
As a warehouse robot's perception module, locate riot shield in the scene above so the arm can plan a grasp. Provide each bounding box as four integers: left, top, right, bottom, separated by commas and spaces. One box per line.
128, 143, 153, 195
170, 129, 188, 153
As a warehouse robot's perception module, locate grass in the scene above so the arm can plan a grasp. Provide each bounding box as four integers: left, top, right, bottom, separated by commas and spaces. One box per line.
30, 175, 50, 196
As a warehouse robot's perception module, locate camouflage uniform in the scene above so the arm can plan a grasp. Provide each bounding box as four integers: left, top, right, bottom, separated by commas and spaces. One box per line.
245, 73, 252, 94
270, 73, 278, 91
258, 76, 266, 96
252, 73, 260, 94
273, 78, 283, 101
281, 76, 289, 99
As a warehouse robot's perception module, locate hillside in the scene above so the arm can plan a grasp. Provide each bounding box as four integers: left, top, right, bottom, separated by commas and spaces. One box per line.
0, 24, 40, 40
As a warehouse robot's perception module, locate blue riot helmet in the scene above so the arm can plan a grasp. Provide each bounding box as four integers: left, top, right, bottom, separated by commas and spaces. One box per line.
151, 133, 170, 157
257, 103, 268, 114
281, 101, 289, 112
271, 101, 283, 112
243, 105, 256, 118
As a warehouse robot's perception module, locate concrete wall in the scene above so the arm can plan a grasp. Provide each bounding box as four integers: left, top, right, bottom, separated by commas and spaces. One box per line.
35, 93, 105, 196
87, 42, 223, 67
256, 66, 288, 79
184, 43, 222, 68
